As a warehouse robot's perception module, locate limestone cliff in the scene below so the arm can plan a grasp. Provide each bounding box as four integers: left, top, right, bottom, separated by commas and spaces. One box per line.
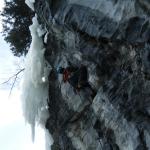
34, 0, 150, 149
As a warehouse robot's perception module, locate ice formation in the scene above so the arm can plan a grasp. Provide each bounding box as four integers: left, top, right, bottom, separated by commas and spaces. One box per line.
21, 15, 51, 143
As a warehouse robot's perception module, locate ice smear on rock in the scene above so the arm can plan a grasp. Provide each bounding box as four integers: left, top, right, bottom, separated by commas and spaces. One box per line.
21, 15, 51, 142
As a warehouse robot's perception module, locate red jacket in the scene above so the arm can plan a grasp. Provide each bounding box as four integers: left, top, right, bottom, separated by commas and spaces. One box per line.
63, 69, 71, 82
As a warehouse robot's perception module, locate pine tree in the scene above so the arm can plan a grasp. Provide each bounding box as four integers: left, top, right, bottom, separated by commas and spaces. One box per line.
1, 0, 34, 56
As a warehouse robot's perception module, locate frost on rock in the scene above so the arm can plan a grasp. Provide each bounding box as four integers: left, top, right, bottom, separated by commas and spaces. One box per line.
21, 15, 51, 141
25, 0, 35, 11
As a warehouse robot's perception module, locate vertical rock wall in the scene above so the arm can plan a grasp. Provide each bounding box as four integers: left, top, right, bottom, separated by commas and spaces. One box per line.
34, 0, 150, 149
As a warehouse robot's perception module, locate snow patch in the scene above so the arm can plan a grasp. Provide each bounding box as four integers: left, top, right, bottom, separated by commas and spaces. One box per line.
25, 0, 35, 11
21, 15, 51, 141
44, 32, 49, 44
73, 53, 82, 61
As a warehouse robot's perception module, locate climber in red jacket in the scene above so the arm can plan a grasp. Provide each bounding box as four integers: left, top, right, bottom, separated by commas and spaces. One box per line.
57, 65, 96, 98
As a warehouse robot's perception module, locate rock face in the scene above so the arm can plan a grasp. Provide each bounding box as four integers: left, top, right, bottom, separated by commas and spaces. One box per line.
34, 0, 150, 149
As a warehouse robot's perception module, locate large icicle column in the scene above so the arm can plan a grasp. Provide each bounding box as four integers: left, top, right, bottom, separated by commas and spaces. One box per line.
21, 15, 52, 146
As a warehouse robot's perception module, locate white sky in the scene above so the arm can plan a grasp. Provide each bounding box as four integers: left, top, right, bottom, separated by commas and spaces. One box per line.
0, 1, 46, 150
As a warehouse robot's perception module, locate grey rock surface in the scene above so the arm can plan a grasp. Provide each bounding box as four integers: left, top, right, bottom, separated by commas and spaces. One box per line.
34, 0, 150, 149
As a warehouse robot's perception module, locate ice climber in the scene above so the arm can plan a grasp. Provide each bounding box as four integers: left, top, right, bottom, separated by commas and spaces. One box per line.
57, 65, 96, 99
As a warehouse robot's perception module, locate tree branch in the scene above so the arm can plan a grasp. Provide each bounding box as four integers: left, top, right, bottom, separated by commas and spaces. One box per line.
0, 68, 25, 97
1, 68, 25, 85
9, 74, 18, 97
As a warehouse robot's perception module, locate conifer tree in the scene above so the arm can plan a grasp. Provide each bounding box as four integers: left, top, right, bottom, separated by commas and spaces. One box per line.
1, 0, 34, 56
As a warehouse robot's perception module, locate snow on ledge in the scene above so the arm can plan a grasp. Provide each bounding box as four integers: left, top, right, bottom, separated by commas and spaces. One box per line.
25, 0, 35, 11
21, 15, 51, 142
